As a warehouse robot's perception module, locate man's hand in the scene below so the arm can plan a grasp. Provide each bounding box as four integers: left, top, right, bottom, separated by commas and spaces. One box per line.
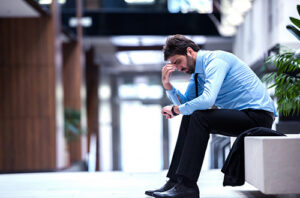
162, 105, 181, 119
162, 105, 174, 119
162, 64, 176, 90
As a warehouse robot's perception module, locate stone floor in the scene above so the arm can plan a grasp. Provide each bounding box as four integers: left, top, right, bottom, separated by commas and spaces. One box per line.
0, 169, 299, 198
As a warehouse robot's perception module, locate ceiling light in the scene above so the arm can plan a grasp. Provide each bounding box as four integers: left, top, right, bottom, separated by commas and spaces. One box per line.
218, 24, 236, 37
191, 36, 207, 45
39, 0, 52, 4
224, 13, 244, 26
116, 52, 131, 65
39, 0, 66, 4
141, 36, 166, 46
124, 0, 155, 4
69, 17, 92, 27
111, 36, 140, 46
217, 0, 253, 36
116, 51, 163, 65
232, 0, 252, 14
168, 0, 213, 13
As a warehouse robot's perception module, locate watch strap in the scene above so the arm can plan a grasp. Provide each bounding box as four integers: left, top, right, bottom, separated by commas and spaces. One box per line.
171, 106, 178, 116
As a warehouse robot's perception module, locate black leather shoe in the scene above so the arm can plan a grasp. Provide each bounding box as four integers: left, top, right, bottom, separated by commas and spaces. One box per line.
152, 182, 199, 198
145, 179, 177, 197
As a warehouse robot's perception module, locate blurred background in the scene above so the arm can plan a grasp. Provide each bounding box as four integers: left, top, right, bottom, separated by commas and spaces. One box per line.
0, 0, 299, 174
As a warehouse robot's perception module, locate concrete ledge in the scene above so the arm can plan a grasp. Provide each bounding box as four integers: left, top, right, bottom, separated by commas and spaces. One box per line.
244, 135, 300, 194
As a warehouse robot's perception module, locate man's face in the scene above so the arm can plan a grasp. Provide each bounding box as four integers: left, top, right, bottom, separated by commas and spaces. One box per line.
169, 54, 195, 74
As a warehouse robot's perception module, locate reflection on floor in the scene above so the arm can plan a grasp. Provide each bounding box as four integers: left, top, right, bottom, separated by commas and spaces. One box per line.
0, 169, 299, 198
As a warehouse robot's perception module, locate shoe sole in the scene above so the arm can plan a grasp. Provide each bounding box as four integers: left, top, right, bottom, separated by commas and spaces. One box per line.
152, 194, 199, 198
145, 191, 154, 196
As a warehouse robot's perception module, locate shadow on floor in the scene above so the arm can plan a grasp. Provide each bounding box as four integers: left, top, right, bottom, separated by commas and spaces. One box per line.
238, 190, 300, 198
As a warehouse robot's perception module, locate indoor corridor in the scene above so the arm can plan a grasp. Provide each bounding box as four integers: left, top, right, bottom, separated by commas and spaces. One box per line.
1, 0, 300, 198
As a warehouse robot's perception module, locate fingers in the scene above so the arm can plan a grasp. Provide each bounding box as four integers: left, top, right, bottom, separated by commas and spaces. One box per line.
162, 111, 170, 117
164, 113, 173, 119
166, 68, 176, 76
162, 64, 176, 74
161, 106, 174, 119
162, 64, 176, 83
163, 63, 176, 69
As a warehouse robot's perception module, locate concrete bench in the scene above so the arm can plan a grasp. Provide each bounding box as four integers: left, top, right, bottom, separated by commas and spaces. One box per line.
244, 135, 300, 194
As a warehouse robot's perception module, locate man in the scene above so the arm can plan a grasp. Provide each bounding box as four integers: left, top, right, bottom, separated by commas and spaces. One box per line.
145, 35, 276, 198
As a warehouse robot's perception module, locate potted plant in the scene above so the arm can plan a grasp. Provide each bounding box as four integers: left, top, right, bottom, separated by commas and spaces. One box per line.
263, 48, 300, 116
64, 108, 83, 143
262, 5, 300, 133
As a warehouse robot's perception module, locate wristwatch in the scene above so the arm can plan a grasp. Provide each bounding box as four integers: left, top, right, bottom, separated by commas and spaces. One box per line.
171, 106, 179, 116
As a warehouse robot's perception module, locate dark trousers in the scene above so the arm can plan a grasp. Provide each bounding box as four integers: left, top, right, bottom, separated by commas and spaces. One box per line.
166, 109, 274, 182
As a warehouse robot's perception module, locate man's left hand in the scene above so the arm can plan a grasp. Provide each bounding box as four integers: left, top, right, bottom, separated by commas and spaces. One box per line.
162, 105, 180, 119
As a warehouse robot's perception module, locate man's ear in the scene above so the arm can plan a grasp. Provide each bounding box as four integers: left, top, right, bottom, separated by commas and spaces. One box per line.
186, 47, 193, 56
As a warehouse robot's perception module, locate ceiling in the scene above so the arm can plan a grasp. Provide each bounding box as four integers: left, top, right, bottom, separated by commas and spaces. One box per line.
0, 0, 233, 75
0, 0, 40, 17
62, 11, 221, 36
84, 35, 233, 75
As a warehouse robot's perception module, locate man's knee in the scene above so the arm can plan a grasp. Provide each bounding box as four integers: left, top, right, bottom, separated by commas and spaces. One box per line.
190, 110, 209, 122
191, 110, 207, 118
182, 115, 190, 119
189, 110, 210, 131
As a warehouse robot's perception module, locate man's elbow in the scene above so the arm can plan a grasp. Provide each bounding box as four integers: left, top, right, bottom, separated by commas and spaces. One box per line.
204, 97, 215, 109
207, 100, 215, 109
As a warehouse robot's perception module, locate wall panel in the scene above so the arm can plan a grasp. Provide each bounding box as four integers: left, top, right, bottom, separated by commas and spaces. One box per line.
63, 42, 84, 163
0, 2, 66, 172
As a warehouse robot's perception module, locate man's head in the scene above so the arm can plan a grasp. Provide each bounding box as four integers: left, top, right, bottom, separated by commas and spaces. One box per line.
163, 34, 200, 74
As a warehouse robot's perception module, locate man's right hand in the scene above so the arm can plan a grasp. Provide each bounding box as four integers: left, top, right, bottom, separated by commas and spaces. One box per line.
162, 64, 176, 90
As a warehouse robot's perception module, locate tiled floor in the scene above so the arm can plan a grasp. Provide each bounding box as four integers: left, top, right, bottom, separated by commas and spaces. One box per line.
0, 169, 299, 198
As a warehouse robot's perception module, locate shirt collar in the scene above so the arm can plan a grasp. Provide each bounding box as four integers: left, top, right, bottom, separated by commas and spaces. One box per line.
195, 50, 206, 74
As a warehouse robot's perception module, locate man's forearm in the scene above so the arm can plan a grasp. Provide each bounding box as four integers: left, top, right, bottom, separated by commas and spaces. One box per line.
163, 82, 172, 90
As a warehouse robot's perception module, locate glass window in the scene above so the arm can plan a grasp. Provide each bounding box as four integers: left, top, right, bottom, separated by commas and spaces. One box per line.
119, 76, 163, 99
120, 101, 163, 172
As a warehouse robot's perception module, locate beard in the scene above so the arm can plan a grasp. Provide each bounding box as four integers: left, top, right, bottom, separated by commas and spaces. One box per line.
185, 55, 196, 74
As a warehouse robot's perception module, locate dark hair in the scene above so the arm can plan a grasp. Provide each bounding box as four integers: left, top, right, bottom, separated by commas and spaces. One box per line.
163, 34, 200, 61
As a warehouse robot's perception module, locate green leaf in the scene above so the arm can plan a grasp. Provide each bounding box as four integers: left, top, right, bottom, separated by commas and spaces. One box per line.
264, 45, 300, 116
268, 83, 277, 89
67, 124, 80, 135
287, 24, 300, 40
297, 5, 300, 16
290, 17, 300, 29
262, 73, 276, 84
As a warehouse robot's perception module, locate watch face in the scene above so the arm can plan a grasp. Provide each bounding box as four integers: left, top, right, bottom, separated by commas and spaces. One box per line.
172, 106, 178, 116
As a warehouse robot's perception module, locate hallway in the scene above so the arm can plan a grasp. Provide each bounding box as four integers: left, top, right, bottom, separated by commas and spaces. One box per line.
1, 1, 300, 198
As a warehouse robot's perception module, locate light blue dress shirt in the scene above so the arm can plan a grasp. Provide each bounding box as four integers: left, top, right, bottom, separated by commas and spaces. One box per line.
166, 50, 278, 116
